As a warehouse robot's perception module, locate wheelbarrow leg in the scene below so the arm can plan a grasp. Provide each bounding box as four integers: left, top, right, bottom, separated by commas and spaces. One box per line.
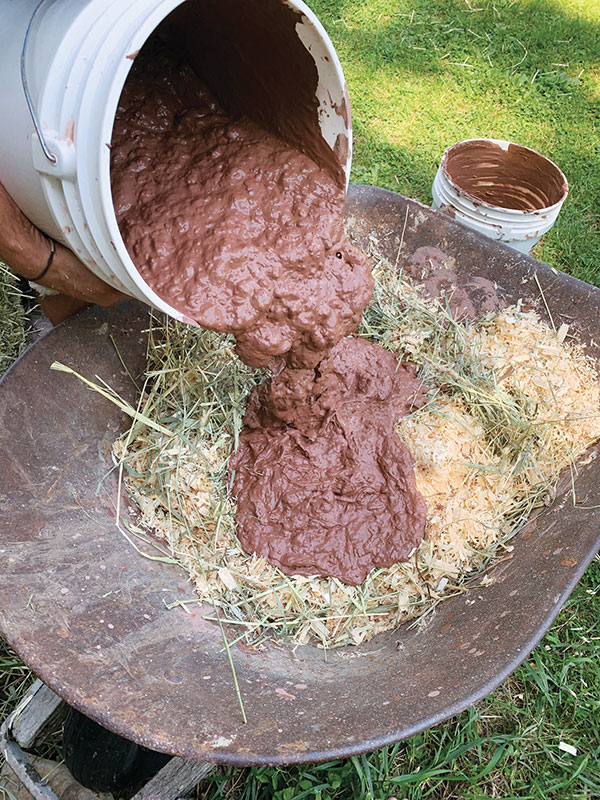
0, 680, 214, 800
129, 758, 214, 800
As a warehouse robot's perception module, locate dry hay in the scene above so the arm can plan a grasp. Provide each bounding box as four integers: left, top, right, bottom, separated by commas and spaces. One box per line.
0, 261, 27, 375
112, 255, 600, 649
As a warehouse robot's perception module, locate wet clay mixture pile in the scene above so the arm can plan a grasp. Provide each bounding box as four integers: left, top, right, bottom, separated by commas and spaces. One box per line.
111, 33, 427, 585
230, 338, 427, 585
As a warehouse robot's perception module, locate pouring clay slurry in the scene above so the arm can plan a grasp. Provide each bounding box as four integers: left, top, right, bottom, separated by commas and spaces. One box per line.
110, 3, 428, 584
0, 0, 353, 316
111, 37, 372, 370
229, 338, 427, 585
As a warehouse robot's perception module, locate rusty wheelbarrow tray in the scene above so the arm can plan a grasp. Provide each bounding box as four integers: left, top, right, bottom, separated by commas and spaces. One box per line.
1, 185, 599, 766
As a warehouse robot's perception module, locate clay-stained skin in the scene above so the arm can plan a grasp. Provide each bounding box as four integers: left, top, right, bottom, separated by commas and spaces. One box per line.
111, 42, 372, 368
230, 338, 427, 585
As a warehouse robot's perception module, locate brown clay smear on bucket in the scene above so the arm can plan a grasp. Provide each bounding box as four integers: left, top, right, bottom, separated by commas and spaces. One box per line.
443, 140, 567, 211
164, 0, 346, 185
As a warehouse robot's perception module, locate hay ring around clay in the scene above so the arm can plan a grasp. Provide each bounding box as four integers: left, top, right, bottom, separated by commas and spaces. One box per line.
104, 253, 600, 650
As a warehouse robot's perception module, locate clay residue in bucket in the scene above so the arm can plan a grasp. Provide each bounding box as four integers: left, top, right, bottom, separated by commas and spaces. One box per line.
443, 140, 567, 211
165, 0, 346, 186
111, 36, 372, 369
230, 337, 427, 585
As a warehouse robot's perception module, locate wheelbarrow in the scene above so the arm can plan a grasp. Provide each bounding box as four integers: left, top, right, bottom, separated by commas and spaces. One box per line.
1, 186, 599, 793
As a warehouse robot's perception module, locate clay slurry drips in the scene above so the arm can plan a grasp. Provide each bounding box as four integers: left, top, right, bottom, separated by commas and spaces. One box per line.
111, 38, 372, 369
230, 338, 427, 585
111, 30, 427, 585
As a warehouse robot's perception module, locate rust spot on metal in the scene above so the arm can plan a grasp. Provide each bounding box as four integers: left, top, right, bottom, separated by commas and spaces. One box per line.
560, 558, 577, 567
277, 741, 309, 755
275, 688, 296, 700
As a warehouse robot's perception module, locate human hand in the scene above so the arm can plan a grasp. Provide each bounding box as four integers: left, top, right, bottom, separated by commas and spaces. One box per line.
0, 181, 124, 306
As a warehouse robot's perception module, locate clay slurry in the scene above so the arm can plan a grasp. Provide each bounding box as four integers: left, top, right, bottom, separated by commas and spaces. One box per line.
111, 35, 427, 585
111, 39, 372, 369
230, 338, 427, 585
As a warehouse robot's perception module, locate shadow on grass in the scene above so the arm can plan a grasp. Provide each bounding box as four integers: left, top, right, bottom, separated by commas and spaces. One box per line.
313, 0, 600, 92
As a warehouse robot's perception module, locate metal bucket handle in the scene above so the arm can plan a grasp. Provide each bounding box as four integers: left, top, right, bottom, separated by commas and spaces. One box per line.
21, 0, 57, 164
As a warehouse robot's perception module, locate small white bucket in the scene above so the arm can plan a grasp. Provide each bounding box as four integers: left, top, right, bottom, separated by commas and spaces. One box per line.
0, 0, 352, 321
432, 139, 568, 254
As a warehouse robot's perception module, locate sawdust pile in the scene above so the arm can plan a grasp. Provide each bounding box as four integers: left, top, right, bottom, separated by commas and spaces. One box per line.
114, 258, 600, 648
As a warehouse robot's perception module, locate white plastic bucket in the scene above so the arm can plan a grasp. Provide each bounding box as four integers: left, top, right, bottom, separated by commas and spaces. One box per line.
0, 0, 352, 321
432, 139, 568, 255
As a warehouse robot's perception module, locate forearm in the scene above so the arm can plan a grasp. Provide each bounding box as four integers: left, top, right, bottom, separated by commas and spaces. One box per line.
0, 181, 50, 279
0, 180, 124, 306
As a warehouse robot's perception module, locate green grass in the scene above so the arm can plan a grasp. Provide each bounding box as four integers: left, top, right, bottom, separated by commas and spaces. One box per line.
193, 560, 600, 799
320, 0, 600, 284
1, 0, 600, 796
